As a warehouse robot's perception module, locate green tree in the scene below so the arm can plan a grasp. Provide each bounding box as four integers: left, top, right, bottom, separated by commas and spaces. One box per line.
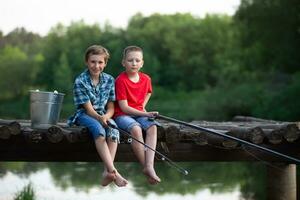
0, 27, 43, 56
0, 46, 40, 99
234, 0, 300, 120
234, 0, 300, 73
35, 23, 67, 90
64, 21, 104, 78
126, 13, 239, 90
53, 53, 73, 94
37, 21, 105, 90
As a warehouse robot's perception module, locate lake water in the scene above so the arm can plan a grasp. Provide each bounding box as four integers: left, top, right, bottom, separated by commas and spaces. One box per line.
0, 162, 265, 200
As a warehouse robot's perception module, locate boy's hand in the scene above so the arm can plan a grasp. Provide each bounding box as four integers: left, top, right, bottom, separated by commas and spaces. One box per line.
147, 111, 159, 118
98, 115, 110, 127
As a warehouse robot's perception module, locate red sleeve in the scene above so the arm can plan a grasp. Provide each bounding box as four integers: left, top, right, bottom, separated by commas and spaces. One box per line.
115, 76, 127, 100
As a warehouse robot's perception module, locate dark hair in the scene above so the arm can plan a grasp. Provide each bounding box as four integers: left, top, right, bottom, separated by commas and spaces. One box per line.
122, 45, 143, 60
85, 45, 110, 63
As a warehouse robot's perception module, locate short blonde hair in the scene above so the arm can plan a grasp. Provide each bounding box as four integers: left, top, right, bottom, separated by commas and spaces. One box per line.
122, 45, 143, 60
85, 45, 110, 63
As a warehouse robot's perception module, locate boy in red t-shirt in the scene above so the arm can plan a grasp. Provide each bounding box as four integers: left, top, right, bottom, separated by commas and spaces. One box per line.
114, 46, 161, 184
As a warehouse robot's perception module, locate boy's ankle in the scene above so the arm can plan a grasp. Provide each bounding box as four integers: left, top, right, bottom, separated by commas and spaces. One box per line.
144, 164, 154, 169
107, 169, 117, 174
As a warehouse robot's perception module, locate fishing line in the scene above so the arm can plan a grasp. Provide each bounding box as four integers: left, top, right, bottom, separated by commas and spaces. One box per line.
241, 144, 289, 172
108, 122, 189, 176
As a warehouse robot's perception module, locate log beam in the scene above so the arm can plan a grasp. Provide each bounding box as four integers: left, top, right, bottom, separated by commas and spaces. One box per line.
1, 137, 299, 162
0, 118, 300, 162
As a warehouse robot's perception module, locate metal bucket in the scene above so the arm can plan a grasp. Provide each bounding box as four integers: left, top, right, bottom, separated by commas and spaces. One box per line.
30, 90, 65, 128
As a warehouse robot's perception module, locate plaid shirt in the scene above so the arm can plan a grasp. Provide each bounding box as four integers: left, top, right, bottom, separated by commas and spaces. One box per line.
68, 69, 115, 125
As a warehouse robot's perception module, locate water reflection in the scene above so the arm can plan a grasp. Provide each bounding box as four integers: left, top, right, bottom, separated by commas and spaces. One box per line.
0, 162, 266, 199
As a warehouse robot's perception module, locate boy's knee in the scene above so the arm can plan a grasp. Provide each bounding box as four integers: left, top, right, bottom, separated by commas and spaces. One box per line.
95, 135, 106, 142
146, 125, 157, 133
148, 124, 157, 130
131, 126, 142, 136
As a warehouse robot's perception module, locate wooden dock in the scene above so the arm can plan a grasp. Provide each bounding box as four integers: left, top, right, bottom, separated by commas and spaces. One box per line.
1, 116, 299, 200
0, 117, 299, 162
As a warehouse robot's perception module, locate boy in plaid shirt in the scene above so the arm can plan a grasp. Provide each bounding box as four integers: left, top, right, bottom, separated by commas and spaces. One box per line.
70, 45, 128, 187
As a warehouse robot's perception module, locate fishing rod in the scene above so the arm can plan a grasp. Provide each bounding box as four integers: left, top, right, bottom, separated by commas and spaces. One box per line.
156, 114, 300, 165
107, 121, 189, 175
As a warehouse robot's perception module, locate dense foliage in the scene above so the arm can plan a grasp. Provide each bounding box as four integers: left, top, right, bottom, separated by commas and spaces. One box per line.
0, 0, 299, 121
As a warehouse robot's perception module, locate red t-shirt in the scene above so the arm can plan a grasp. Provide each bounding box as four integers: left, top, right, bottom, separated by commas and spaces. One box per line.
114, 72, 152, 118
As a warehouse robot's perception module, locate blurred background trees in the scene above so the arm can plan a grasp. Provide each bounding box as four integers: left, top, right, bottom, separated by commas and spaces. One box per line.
0, 0, 299, 121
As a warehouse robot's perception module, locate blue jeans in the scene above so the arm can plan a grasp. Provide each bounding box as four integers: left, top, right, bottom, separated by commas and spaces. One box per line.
76, 113, 119, 142
114, 115, 157, 133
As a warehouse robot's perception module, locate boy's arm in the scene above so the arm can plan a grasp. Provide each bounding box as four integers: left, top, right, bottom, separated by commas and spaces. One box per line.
142, 93, 152, 111
82, 101, 111, 126
118, 99, 157, 117
104, 101, 114, 119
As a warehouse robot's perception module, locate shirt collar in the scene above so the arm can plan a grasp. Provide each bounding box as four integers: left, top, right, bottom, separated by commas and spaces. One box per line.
83, 69, 103, 87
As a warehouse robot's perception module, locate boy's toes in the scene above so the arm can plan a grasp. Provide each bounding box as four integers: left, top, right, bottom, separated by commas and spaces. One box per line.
143, 168, 161, 185
114, 172, 128, 187
101, 170, 116, 186
147, 177, 159, 185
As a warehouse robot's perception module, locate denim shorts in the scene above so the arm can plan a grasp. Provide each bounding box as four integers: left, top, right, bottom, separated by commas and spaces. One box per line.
114, 115, 157, 133
76, 112, 119, 142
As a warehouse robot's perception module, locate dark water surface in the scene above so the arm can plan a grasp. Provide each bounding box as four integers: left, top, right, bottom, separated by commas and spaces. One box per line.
0, 162, 266, 200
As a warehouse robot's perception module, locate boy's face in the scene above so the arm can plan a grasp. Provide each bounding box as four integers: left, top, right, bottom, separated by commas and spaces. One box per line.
122, 51, 144, 74
86, 54, 107, 77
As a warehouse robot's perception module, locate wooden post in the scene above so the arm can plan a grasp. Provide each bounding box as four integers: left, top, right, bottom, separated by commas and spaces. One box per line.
296, 165, 300, 199
267, 163, 296, 200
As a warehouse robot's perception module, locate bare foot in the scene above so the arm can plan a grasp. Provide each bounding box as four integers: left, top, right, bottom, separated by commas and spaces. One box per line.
101, 170, 116, 186
143, 167, 161, 185
114, 171, 128, 187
